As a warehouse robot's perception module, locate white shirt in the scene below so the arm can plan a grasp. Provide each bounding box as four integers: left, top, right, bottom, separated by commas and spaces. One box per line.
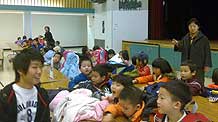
13, 84, 38, 122
164, 111, 187, 122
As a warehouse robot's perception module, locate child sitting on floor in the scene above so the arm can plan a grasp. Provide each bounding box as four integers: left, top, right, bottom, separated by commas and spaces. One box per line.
52, 52, 62, 70
73, 64, 111, 99
133, 58, 176, 85
155, 80, 210, 122
180, 60, 203, 96
136, 51, 151, 77
68, 57, 93, 89
103, 86, 145, 122
103, 74, 134, 104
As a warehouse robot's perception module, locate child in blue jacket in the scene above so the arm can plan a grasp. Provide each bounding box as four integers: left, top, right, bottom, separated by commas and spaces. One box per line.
68, 56, 93, 89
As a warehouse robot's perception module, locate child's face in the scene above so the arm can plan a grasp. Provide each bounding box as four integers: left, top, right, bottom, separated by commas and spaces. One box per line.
152, 67, 161, 76
80, 60, 92, 75
33, 40, 37, 45
180, 66, 195, 80
119, 53, 124, 61
108, 54, 114, 59
157, 87, 180, 114
53, 54, 61, 63
119, 99, 139, 117
20, 60, 43, 85
139, 60, 147, 67
91, 71, 105, 85
111, 82, 124, 98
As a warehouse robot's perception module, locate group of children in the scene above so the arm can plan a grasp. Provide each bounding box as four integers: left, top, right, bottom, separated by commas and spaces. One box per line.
1, 44, 217, 121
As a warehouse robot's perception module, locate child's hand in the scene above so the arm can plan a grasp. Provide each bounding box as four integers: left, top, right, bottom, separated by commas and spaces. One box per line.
102, 113, 115, 122
132, 79, 137, 84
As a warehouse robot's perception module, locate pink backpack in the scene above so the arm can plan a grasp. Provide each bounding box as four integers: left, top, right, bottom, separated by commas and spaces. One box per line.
91, 48, 108, 65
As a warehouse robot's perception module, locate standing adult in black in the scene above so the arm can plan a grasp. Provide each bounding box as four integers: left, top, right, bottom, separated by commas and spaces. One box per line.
44, 26, 55, 49
172, 18, 212, 85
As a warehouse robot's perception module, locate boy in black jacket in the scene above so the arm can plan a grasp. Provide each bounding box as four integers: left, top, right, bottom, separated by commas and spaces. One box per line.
0, 48, 50, 122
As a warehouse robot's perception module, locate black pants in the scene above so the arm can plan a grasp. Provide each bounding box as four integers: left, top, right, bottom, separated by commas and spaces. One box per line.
196, 68, 205, 86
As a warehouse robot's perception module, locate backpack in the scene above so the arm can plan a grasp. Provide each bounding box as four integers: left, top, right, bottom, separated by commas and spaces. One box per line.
141, 82, 165, 121
92, 48, 108, 66
60, 52, 80, 80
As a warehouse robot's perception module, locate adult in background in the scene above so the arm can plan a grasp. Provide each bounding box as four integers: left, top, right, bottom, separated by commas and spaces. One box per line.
44, 26, 55, 49
172, 18, 212, 85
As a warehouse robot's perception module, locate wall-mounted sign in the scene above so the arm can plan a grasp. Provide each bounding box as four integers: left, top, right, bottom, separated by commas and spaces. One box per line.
119, 0, 142, 10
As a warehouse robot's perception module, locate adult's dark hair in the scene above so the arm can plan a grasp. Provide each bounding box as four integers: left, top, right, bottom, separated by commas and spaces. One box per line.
152, 58, 173, 74
79, 56, 93, 68
187, 18, 200, 27
161, 80, 192, 110
119, 50, 129, 61
119, 86, 143, 106
212, 68, 218, 85
13, 48, 44, 81
112, 74, 133, 87
92, 64, 108, 77
44, 26, 50, 31
181, 60, 197, 73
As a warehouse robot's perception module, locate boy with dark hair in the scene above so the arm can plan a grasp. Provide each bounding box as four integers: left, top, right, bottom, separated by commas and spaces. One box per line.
180, 60, 203, 96
68, 56, 93, 89
0, 48, 50, 122
73, 64, 111, 99
52, 52, 62, 70
103, 86, 145, 122
155, 80, 210, 122
119, 86, 145, 122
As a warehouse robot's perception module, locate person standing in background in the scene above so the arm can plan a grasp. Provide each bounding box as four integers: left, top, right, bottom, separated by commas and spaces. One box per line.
44, 26, 55, 49
172, 18, 212, 85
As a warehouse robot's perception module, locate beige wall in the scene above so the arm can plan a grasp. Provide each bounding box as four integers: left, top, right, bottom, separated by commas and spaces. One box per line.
0, 12, 23, 42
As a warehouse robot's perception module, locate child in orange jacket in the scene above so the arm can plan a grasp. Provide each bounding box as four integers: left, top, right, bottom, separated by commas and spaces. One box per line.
103, 86, 145, 122
133, 58, 176, 85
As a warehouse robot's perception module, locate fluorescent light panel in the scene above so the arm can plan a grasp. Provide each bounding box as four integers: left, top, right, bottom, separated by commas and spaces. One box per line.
31, 12, 86, 16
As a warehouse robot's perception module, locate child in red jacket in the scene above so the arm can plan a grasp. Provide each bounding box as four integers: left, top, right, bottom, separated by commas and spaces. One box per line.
136, 51, 151, 77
